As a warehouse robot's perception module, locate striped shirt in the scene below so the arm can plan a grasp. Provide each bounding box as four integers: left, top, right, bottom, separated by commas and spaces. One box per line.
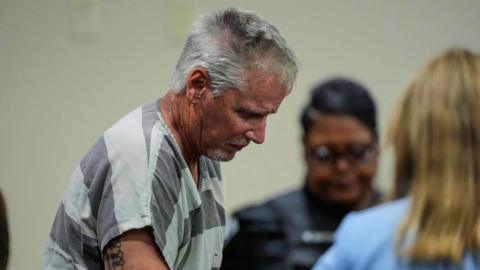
44, 99, 225, 270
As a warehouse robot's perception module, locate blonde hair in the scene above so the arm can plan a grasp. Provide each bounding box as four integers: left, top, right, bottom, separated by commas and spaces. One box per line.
388, 48, 480, 262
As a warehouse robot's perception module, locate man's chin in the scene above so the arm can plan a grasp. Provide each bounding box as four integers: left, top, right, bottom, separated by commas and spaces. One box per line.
206, 149, 236, 162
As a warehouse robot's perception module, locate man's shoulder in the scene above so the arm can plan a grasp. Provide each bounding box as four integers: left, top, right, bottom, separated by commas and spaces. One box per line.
101, 100, 180, 161
104, 102, 155, 146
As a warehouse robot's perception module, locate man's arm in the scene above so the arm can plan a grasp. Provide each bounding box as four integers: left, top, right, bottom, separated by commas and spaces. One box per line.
103, 228, 169, 270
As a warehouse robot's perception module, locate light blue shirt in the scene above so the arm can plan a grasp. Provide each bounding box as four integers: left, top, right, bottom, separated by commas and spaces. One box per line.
312, 198, 480, 270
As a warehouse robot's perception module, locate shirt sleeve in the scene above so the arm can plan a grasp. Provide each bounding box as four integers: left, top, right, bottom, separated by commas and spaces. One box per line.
148, 145, 186, 269
98, 123, 183, 270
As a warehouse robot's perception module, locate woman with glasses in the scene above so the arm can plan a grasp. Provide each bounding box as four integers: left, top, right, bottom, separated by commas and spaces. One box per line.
312, 48, 480, 270
221, 78, 381, 270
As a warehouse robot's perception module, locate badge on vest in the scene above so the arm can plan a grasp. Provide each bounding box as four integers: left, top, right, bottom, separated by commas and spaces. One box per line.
301, 231, 334, 244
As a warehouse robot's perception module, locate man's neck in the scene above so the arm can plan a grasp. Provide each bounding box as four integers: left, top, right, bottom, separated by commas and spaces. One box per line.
160, 91, 201, 184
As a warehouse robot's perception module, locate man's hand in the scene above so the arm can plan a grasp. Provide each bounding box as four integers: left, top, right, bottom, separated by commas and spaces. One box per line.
103, 228, 169, 270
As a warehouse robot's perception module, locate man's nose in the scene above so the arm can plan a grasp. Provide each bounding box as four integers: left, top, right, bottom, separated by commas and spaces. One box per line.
245, 119, 266, 144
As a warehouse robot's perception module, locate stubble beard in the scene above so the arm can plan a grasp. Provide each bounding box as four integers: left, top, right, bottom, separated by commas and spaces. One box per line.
206, 148, 235, 161
205, 137, 249, 162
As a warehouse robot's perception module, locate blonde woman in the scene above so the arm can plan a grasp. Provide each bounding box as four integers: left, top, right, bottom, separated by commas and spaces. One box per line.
312, 48, 480, 269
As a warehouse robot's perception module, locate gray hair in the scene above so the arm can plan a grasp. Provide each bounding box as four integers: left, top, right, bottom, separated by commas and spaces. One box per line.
169, 8, 298, 96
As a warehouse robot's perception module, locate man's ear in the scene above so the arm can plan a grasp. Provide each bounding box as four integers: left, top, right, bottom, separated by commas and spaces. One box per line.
186, 68, 209, 104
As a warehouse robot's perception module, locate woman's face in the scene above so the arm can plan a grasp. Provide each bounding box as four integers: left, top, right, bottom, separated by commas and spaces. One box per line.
304, 115, 378, 209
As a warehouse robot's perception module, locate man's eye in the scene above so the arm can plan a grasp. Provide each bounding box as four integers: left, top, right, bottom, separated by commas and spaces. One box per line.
237, 109, 263, 119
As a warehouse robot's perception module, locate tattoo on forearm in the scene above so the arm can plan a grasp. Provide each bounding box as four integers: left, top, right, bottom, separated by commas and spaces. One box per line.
104, 238, 125, 269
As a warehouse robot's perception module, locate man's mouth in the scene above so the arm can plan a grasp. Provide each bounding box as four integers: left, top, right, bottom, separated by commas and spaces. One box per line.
225, 137, 250, 152
226, 143, 247, 151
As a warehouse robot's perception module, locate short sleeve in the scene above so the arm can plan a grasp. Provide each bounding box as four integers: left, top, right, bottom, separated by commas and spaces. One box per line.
148, 145, 185, 268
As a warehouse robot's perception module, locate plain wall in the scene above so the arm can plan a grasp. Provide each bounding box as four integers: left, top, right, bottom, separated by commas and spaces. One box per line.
1, 0, 480, 269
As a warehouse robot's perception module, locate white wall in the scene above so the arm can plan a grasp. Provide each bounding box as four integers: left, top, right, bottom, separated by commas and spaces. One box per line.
1, 0, 479, 269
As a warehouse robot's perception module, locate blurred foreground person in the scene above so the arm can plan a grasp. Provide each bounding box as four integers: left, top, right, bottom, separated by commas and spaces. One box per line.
221, 78, 381, 270
0, 189, 8, 270
44, 8, 298, 270
313, 48, 480, 270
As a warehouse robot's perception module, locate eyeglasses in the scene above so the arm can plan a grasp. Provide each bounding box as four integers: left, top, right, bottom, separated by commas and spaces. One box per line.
310, 143, 377, 167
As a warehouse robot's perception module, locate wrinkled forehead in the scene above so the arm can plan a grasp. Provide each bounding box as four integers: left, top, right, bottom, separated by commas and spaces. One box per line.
235, 71, 289, 113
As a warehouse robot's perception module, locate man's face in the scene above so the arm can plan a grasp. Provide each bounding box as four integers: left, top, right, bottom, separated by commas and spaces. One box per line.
197, 70, 288, 161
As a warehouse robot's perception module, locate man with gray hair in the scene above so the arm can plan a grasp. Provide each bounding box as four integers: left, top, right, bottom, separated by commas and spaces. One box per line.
44, 7, 298, 270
